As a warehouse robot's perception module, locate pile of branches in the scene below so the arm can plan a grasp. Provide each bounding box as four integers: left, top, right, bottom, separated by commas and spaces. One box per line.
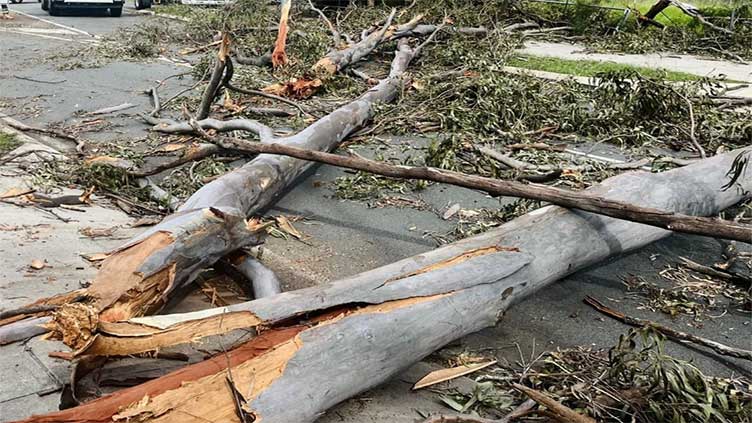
443, 327, 752, 423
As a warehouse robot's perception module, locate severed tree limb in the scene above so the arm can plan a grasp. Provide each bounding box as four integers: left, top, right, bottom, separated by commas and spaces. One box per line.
312, 8, 397, 75
15, 149, 751, 423
669, 0, 734, 34
197, 34, 232, 120
233, 48, 272, 67
643, 0, 671, 22
271, 0, 292, 68
199, 136, 752, 243
584, 296, 752, 361
512, 384, 596, 423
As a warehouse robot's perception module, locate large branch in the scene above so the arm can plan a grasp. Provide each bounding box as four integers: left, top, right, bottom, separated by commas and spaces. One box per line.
0, 40, 423, 347
14, 149, 751, 423
201, 137, 752, 242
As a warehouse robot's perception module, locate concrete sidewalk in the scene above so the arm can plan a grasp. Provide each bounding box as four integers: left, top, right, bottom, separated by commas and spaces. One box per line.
519, 41, 752, 97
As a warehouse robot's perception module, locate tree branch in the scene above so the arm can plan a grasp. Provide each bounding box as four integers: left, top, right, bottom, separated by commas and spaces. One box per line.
202, 135, 752, 243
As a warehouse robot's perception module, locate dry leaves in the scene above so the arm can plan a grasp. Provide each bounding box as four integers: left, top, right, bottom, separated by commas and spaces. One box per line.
413, 360, 497, 390
29, 259, 46, 270
274, 215, 303, 240
264, 78, 322, 99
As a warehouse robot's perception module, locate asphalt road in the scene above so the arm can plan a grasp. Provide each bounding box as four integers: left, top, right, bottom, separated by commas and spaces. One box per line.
5, 0, 144, 35
0, 4, 191, 145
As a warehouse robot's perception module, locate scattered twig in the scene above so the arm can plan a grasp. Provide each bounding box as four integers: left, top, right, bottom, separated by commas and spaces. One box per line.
513, 383, 596, 423
584, 296, 752, 361
420, 399, 536, 423
678, 256, 750, 288
14, 76, 66, 84
0, 149, 57, 165
84, 103, 136, 116
4, 120, 86, 154
100, 190, 166, 216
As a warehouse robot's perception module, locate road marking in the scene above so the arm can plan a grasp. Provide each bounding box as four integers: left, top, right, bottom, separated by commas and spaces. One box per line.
12, 9, 97, 38
157, 56, 194, 68
563, 148, 652, 171
0, 28, 98, 44
11, 27, 79, 35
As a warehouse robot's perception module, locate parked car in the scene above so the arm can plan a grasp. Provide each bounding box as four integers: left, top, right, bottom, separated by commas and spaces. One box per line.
41, 0, 124, 16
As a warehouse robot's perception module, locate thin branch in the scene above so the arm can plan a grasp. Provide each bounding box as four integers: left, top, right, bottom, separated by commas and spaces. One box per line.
4, 120, 86, 154
584, 296, 752, 361
152, 117, 274, 141
512, 383, 596, 423
307, 0, 342, 48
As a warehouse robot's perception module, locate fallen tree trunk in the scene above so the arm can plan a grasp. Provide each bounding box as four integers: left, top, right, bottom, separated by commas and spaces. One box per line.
0, 40, 424, 346
17, 149, 751, 423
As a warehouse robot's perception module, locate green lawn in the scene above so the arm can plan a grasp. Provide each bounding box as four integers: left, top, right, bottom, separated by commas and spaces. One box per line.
506, 55, 705, 82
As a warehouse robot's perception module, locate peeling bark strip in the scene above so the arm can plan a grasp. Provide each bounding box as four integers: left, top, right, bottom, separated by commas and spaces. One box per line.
0, 41, 423, 344
17, 151, 750, 423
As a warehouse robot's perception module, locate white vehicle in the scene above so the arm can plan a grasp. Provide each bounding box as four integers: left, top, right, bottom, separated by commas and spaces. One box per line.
41, 0, 124, 16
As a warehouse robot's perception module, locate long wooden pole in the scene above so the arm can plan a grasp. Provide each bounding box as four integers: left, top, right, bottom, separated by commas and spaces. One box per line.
204, 136, 752, 243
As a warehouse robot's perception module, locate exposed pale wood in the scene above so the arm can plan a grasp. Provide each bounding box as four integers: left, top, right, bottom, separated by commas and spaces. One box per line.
271, 0, 291, 68
513, 383, 596, 423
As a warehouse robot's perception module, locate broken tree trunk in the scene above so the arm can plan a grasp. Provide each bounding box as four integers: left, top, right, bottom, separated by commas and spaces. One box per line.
17, 149, 751, 423
0, 40, 423, 346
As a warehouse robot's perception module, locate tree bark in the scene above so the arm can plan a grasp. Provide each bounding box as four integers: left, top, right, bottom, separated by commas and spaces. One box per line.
643, 0, 671, 21
15, 149, 751, 423
0, 41, 423, 348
